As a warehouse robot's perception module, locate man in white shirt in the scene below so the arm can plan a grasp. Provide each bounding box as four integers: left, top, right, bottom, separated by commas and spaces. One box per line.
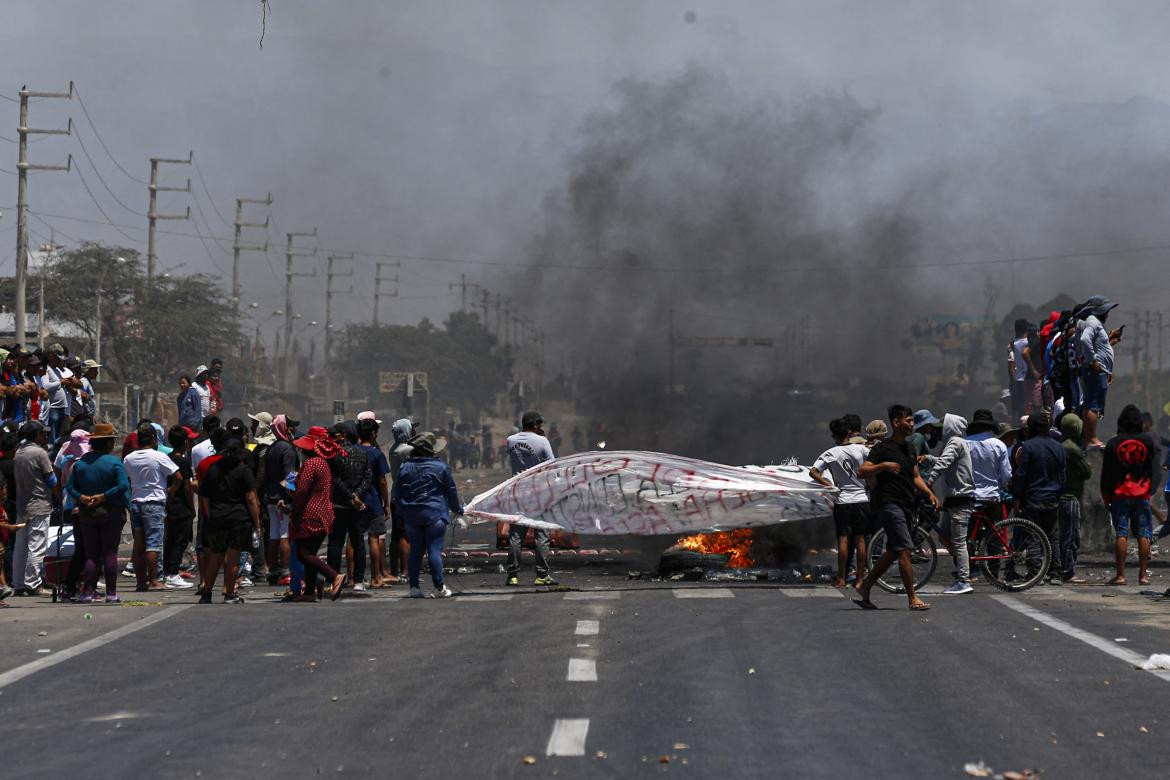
190, 415, 220, 471
192, 365, 212, 419
504, 411, 557, 587
124, 423, 179, 591
810, 416, 874, 587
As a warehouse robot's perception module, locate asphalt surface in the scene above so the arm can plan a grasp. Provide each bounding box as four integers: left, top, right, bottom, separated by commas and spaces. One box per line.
2, 546, 1170, 779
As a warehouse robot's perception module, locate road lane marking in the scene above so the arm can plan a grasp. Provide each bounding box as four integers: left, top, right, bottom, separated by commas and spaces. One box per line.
567, 658, 598, 682
564, 591, 620, 600
0, 605, 193, 691
546, 718, 589, 756
991, 596, 1170, 683
575, 619, 599, 635
673, 588, 734, 598
456, 594, 515, 602
778, 588, 845, 598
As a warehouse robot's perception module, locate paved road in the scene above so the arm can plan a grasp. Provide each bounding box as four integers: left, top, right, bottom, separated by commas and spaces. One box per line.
3, 558, 1170, 779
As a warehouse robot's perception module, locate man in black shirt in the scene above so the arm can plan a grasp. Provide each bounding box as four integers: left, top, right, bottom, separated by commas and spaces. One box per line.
198, 437, 261, 604
855, 404, 940, 611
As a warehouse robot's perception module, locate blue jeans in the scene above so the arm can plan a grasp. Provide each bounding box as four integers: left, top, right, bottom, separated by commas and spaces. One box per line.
48, 407, 68, 449
1081, 368, 1108, 415
406, 519, 447, 590
1110, 498, 1153, 540
129, 501, 167, 553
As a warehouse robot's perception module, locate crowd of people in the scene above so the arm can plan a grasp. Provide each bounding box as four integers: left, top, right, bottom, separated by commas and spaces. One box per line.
810, 294, 1169, 610
0, 340, 567, 605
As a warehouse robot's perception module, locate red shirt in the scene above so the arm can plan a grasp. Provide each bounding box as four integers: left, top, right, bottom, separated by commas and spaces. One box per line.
290, 455, 334, 538
196, 453, 223, 484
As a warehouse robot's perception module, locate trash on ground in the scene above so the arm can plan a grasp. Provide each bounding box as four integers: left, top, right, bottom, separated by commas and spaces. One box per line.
522, 755, 536, 765
1139, 654, 1170, 671
963, 762, 992, 777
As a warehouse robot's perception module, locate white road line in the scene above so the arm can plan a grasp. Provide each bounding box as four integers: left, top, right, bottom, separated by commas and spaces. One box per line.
672, 588, 734, 598
575, 619, 600, 635
567, 658, 598, 682
991, 596, 1170, 683
456, 594, 515, 602
778, 588, 846, 598
546, 718, 590, 756
0, 605, 193, 691
563, 591, 620, 600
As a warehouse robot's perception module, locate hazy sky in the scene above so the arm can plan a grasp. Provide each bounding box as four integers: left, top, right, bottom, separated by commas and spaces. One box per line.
3, 1, 1170, 351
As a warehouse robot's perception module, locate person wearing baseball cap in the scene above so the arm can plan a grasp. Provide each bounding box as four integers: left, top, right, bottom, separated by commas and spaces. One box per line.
192, 365, 212, 419
356, 410, 382, 426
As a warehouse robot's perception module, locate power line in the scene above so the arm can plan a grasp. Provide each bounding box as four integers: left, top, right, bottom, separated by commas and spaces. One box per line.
28, 212, 77, 243
0, 93, 18, 103
71, 165, 143, 244
187, 202, 228, 275
72, 126, 145, 216
72, 84, 148, 185
190, 153, 233, 229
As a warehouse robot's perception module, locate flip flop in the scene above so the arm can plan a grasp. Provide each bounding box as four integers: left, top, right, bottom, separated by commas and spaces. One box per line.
1107, 577, 1127, 586
1139, 577, 1151, 586
330, 574, 345, 601
909, 602, 931, 611
852, 598, 878, 610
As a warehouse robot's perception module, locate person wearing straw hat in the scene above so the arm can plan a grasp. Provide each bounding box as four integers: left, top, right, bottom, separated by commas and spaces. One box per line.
66, 422, 129, 603
289, 426, 346, 602
393, 432, 462, 598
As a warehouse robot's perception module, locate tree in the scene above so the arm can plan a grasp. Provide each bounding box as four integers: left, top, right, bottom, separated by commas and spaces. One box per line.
332, 310, 510, 420
39, 242, 242, 391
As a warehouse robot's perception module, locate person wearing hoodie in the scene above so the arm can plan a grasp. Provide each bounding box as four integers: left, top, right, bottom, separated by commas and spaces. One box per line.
1057, 414, 1092, 584
263, 414, 300, 586
1077, 296, 1124, 448
392, 432, 462, 598
386, 417, 414, 582
1101, 404, 1159, 586
924, 413, 977, 594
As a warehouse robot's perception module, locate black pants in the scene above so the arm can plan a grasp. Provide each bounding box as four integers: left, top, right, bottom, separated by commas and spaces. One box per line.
164, 513, 193, 576
296, 534, 338, 591
327, 507, 367, 584
1021, 502, 1060, 579
64, 521, 86, 593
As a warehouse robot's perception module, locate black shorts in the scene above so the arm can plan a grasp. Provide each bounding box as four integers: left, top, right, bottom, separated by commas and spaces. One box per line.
389, 502, 406, 534
206, 525, 251, 555
367, 512, 387, 536
878, 503, 915, 553
833, 503, 875, 536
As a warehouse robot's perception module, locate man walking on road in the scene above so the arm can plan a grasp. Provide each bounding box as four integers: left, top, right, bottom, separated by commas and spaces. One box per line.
924, 413, 976, 594
854, 405, 940, 611
505, 411, 557, 587
809, 417, 873, 587
12, 420, 58, 597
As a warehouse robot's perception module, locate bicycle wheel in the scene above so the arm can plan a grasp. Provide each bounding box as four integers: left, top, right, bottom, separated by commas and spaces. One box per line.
868, 525, 938, 594
977, 517, 1052, 592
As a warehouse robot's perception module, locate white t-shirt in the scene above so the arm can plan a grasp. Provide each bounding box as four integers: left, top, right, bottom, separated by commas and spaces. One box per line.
123, 448, 179, 503
812, 443, 869, 504
190, 439, 216, 471
1012, 337, 1029, 382
193, 382, 211, 416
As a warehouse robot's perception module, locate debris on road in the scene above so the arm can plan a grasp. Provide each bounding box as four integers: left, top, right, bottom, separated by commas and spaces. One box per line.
1139, 654, 1170, 671
963, 761, 992, 777
673, 742, 689, 750
594, 751, 607, 759
747, 667, 756, 675
522, 756, 536, 765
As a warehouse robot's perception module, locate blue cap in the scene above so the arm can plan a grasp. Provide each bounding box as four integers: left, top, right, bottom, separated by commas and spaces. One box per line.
1083, 295, 1118, 317
913, 409, 940, 431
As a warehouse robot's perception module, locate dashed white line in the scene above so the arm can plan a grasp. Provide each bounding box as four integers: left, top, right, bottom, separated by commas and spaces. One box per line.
778, 588, 846, 598
456, 594, 515, 602
0, 605, 192, 691
567, 658, 598, 682
546, 718, 590, 756
672, 587, 734, 599
575, 619, 600, 635
991, 595, 1170, 683
564, 591, 620, 600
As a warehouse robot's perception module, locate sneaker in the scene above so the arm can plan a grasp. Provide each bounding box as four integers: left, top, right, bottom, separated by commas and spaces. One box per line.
352, 582, 368, 593
409, 587, 425, 598
29, 586, 54, 598
432, 586, 453, 598
198, 592, 213, 604
223, 593, 245, 604
237, 577, 253, 588
505, 576, 519, 586
942, 581, 974, 595
165, 574, 194, 589
534, 576, 560, 586
121, 563, 135, 578
277, 575, 291, 586
0, 585, 13, 600
104, 594, 121, 604
77, 592, 95, 603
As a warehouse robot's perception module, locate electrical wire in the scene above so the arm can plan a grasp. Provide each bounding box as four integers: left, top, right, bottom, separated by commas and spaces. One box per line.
28, 212, 77, 243
187, 203, 228, 275
73, 126, 145, 216
190, 152, 233, 229
71, 165, 143, 244
72, 84, 148, 185
0, 93, 18, 103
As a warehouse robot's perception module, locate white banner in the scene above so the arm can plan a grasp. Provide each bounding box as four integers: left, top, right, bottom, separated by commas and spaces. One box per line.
465, 451, 836, 535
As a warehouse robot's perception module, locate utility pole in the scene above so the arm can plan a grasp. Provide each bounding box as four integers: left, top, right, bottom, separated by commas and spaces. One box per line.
14, 83, 72, 347
232, 193, 271, 307
449, 273, 471, 312
373, 261, 399, 325
284, 229, 317, 391
325, 253, 354, 370
146, 152, 192, 289
493, 294, 505, 342
479, 288, 490, 328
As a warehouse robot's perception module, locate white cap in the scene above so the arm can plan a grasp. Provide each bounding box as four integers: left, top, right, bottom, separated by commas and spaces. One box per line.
357, 410, 383, 425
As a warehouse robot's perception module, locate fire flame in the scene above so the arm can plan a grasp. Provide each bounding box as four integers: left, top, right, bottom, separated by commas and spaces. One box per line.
674, 529, 754, 568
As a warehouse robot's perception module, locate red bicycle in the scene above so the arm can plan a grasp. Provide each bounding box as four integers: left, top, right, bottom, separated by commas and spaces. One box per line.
868, 501, 1053, 593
